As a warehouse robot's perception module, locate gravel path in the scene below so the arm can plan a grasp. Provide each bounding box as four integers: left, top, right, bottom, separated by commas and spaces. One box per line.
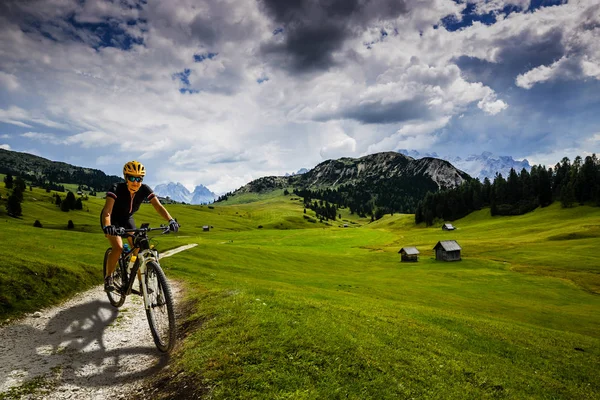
0, 245, 196, 400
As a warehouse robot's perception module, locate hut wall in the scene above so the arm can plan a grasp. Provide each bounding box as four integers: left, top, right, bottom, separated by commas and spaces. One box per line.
435, 249, 461, 261
436, 248, 444, 260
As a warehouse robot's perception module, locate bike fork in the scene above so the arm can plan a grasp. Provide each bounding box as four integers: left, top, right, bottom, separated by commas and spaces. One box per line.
139, 271, 151, 310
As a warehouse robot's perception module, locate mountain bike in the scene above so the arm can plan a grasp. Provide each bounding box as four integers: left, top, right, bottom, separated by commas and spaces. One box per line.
102, 223, 176, 352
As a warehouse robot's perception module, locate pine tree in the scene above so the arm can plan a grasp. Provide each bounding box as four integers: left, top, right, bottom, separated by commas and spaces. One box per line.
14, 176, 26, 193
6, 192, 22, 217
4, 173, 13, 189
66, 191, 76, 210
60, 198, 70, 212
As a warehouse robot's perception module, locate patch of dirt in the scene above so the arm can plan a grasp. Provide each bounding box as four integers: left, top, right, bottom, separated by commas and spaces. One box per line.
0, 281, 184, 400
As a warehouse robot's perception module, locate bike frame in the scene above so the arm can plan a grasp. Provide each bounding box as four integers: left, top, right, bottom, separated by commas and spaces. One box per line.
117, 226, 167, 310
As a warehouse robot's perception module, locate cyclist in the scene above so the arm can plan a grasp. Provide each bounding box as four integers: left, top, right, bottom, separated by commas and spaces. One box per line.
101, 160, 179, 291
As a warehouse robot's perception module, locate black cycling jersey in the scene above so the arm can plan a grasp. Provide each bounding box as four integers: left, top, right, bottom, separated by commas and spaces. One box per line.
101, 183, 156, 227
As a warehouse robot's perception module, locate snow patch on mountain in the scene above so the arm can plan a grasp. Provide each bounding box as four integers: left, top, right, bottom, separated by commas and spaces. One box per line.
153, 182, 216, 204
398, 150, 531, 182
284, 168, 309, 177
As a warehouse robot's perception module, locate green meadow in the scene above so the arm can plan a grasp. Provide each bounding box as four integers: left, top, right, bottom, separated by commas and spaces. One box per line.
1, 184, 599, 399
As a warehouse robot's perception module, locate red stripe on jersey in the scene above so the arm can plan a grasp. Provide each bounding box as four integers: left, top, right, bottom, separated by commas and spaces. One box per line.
106, 192, 117, 199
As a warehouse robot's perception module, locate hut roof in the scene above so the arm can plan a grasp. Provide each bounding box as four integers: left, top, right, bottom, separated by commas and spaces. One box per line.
398, 246, 420, 255
442, 223, 455, 229
433, 240, 462, 251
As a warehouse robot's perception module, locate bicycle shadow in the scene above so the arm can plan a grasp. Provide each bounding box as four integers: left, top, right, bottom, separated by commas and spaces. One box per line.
0, 294, 169, 391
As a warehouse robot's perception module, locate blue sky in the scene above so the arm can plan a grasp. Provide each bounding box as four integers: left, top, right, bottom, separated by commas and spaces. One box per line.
0, 0, 598, 193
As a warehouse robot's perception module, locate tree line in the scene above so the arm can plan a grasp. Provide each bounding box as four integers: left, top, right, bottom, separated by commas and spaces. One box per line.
415, 155, 600, 225
294, 175, 435, 221
3, 173, 86, 217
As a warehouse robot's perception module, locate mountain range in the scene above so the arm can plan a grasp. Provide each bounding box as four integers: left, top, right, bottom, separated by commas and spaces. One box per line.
153, 182, 217, 205
397, 150, 531, 182
222, 152, 471, 213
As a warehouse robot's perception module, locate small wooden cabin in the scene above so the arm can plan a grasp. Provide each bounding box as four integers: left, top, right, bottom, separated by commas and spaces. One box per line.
203, 225, 210, 232
433, 240, 462, 261
442, 223, 455, 231
398, 247, 420, 262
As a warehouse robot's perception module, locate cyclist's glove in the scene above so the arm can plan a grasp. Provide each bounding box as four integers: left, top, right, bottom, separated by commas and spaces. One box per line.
103, 225, 118, 236
168, 218, 180, 233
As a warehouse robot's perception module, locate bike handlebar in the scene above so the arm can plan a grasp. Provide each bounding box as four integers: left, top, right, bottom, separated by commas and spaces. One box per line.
117, 225, 170, 236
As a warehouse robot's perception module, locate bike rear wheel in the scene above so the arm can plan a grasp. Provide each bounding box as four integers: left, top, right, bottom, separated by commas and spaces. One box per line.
145, 261, 176, 352
103, 248, 126, 308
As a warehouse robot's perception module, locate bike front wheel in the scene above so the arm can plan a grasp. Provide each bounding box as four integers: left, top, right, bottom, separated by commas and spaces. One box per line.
103, 248, 126, 308
144, 261, 176, 352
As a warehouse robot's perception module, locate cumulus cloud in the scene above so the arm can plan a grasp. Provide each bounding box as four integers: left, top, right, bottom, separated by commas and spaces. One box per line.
0, 144, 11, 150
0, 71, 20, 91
365, 116, 450, 155
319, 125, 357, 160
0, 0, 597, 191
512, 1, 600, 89
477, 92, 508, 114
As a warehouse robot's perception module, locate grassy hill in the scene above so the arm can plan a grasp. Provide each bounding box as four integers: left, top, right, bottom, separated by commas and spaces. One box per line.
0, 186, 599, 399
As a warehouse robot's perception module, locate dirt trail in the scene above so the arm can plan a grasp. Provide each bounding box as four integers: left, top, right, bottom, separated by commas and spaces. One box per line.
0, 245, 195, 400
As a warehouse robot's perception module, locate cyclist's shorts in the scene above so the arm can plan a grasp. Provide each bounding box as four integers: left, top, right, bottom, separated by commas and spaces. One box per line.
99, 212, 136, 230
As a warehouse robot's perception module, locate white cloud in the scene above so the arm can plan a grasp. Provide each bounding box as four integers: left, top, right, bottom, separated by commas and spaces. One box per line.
0, 144, 11, 150
469, 0, 532, 15
64, 131, 121, 148
319, 126, 357, 160
0, 0, 597, 192
365, 116, 451, 155
0, 71, 20, 91
21, 131, 63, 145
478, 92, 508, 114
0, 106, 68, 129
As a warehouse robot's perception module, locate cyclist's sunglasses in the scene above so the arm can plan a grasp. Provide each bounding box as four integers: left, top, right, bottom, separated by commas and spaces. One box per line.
127, 175, 143, 183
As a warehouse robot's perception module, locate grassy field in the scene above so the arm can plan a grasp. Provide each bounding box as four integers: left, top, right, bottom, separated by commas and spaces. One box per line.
0, 185, 599, 399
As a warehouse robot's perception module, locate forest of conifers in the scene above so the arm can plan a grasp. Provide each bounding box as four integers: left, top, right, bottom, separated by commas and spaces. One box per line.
294, 155, 599, 225
415, 155, 600, 225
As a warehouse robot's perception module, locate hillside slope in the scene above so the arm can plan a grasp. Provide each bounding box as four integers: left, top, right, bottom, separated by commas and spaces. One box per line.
0, 148, 121, 190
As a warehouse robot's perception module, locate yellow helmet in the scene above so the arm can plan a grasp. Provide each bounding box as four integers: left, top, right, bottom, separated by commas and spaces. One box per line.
123, 160, 146, 177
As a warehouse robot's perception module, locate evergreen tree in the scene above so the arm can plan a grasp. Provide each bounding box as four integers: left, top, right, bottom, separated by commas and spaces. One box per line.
6, 192, 22, 217
14, 176, 26, 193
55, 194, 62, 207
60, 198, 70, 212
75, 197, 83, 210
65, 191, 76, 210
12, 185, 24, 203
560, 182, 575, 208
4, 173, 13, 189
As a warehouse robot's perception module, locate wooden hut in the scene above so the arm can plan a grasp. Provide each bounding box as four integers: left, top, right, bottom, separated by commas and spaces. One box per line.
398, 247, 420, 262
433, 240, 462, 261
442, 223, 455, 231
203, 225, 210, 232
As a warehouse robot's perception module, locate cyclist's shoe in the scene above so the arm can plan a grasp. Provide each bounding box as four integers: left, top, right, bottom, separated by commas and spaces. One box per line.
104, 276, 114, 292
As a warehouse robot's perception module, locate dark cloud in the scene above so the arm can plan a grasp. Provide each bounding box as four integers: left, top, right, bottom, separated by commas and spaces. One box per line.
259, 0, 408, 73
316, 97, 431, 124
455, 27, 564, 92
